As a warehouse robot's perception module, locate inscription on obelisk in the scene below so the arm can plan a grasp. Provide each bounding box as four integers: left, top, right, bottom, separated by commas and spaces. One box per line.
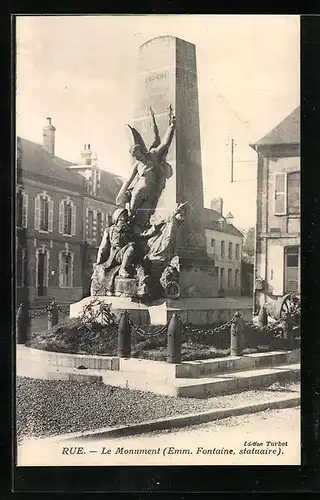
132, 36, 207, 258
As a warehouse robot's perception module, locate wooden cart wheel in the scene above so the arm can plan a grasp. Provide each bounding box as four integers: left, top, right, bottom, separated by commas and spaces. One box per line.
277, 293, 301, 322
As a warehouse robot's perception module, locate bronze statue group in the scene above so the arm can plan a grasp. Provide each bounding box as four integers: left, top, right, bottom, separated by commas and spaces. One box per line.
91, 106, 189, 300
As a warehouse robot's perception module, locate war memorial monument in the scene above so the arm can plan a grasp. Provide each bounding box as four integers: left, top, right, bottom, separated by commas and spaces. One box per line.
71, 36, 220, 325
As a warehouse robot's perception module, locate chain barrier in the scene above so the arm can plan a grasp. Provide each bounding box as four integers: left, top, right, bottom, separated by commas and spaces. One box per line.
56, 304, 70, 315
184, 317, 234, 336
127, 316, 167, 339
29, 308, 49, 319
28, 302, 70, 319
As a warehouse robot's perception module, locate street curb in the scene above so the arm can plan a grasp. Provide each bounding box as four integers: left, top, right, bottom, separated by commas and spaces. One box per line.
50, 394, 300, 442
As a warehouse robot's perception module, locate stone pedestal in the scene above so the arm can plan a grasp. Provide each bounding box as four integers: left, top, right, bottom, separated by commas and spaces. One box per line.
70, 296, 253, 326
132, 36, 218, 297
114, 277, 138, 297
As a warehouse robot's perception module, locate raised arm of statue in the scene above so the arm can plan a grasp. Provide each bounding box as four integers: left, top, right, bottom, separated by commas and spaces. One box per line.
95, 227, 111, 265
116, 163, 139, 207
148, 106, 161, 150
152, 107, 176, 161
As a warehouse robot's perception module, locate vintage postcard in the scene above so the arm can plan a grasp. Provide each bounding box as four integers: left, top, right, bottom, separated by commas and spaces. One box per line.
15, 14, 300, 468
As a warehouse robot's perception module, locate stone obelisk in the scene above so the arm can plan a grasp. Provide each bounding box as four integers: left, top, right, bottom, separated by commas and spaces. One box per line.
132, 36, 218, 297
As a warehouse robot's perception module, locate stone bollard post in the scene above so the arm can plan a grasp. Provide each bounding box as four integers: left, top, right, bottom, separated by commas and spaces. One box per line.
48, 300, 59, 329
257, 305, 268, 327
167, 313, 182, 364
16, 302, 29, 344
230, 311, 245, 356
118, 311, 132, 358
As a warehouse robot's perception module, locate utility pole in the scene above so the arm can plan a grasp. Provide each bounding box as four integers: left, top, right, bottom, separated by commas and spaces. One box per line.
231, 138, 234, 183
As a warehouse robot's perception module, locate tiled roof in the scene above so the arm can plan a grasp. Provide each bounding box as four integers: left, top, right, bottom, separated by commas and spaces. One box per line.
17, 137, 123, 204
253, 106, 300, 147
98, 170, 123, 205
17, 137, 85, 188
203, 208, 243, 238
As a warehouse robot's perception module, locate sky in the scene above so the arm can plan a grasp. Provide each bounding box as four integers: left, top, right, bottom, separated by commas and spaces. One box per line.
16, 15, 300, 229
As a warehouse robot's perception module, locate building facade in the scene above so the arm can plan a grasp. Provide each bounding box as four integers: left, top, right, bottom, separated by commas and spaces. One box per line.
204, 199, 243, 296
251, 107, 300, 312
65, 145, 123, 295
16, 128, 85, 305
16, 119, 121, 305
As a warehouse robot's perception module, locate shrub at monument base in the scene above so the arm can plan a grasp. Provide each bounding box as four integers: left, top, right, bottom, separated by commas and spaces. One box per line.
25, 318, 297, 361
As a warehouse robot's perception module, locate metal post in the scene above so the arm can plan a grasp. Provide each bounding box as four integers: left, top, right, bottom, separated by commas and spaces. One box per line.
257, 305, 268, 327
118, 311, 132, 358
16, 302, 29, 344
231, 138, 234, 183
230, 311, 245, 356
48, 300, 59, 329
167, 313, 182, 363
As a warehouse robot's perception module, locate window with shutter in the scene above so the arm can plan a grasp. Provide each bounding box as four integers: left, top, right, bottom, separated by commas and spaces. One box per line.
40, 197, 49, 231
35, 196, 40, 230
59, 251, 74, 287
236, 244, 240, 260
88, 210, 94, 239
70, 253, 74, 287
287, 172, 300, 214
93, 210, 97, 239
48, 200, 53, 232
284, 246, 300, 293
44, 251, 49, 287
59, 201, 64, 234
59, 252, 64, 287
220, 268, 224, 290
17, 247, 23, 286
22, 193, 28, 228
235, 269, 239, 287
228, 269, 232, 288
63, 202, 72, 235
17, 190, 24, 227
274, 173, 286, 215
96, 211, 103, 243
71, 204, 76, 236
221, 241, 225, 258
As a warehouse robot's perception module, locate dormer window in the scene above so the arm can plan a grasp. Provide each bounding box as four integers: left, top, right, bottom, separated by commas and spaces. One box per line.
218, 217, 225, 231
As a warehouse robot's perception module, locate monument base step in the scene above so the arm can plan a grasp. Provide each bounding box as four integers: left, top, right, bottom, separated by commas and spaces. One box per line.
44, 363, 300, 398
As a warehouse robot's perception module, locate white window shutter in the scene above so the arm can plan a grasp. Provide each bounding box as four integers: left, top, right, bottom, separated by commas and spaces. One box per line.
59, 252, 64, 287
85, 207, 89, 237
59, 200, 64, 234
268, 244, 284, 295
274, 173, 287, 215
22, 193, 28, 228
34, 196, 40, 230
48, 199, 53, 232
44, 252, 48, 287
70, 253, 74, 287
71, 203, 76, 236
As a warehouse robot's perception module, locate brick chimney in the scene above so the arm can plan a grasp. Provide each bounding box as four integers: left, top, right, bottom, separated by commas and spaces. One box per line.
210, 197, 223, 215
42, 117, 56, 156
